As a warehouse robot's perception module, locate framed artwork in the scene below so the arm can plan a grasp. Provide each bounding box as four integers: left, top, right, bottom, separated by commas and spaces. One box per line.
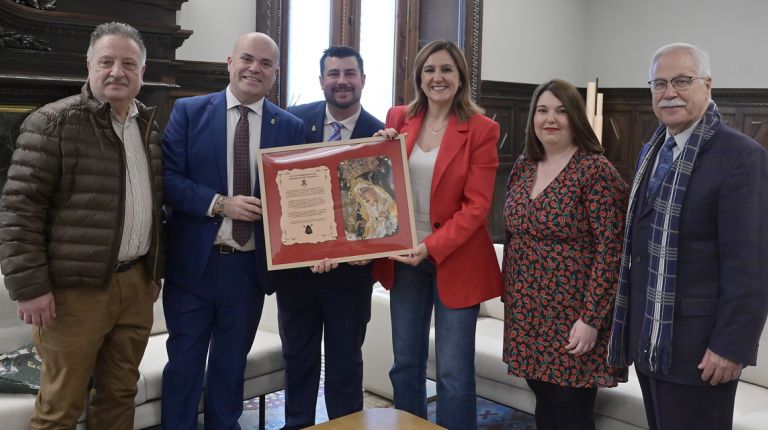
257, 135, 417, 270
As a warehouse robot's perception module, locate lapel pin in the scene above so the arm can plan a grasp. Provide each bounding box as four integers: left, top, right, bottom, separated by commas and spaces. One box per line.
271, 118, 276, 125
311, 125, 317, 132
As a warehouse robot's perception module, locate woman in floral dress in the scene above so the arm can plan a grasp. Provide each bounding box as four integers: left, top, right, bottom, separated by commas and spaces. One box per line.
503, 79, 628, 430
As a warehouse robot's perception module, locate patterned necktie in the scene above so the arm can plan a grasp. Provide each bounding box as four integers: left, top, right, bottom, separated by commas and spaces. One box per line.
647, 136, 677, 197
328, 122, 343, 141
232, 105, 252, 246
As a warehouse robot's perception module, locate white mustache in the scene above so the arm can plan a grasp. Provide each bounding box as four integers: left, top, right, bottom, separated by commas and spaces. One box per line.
105, 79, 129, 85
659, 99, 687, 108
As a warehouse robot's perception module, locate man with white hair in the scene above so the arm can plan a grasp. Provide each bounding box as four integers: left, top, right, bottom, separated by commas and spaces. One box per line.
608, 42, 768, 429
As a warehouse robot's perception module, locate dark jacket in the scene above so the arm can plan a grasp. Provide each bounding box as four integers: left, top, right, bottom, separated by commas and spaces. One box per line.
0, 84, 164, 301
278, 101, 384, 289
628, 122, 768, 386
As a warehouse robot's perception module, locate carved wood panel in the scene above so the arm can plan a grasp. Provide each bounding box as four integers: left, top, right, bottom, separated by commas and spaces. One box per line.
743, 111, 768, 144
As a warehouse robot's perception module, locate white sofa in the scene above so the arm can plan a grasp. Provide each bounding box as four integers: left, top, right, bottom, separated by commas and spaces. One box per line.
362, 244, 768, 429
0, 277, 285, 430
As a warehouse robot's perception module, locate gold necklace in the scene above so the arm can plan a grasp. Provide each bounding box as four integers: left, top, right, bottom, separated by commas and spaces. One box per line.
429, 121, 448, 135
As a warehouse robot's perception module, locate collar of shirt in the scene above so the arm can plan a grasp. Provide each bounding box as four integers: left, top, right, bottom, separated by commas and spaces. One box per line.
226, 85, 264, 117
324, 104, 361, 131
665, 117, 702, 160
106, 100, 139, 123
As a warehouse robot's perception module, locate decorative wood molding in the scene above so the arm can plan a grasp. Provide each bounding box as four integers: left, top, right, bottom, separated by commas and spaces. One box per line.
13, 0, 56, 11
0, 24, 52, 50
0, 0, 192, 130
463, 0, 482, 102
256, 0, 285, 106
394, 0, 419, 106
173, 60, 228, 96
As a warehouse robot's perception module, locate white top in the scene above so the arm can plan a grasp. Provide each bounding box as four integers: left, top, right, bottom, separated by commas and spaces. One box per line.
408, 145, 439, 243
110, 100, 152, 261
208, 86, 265, 251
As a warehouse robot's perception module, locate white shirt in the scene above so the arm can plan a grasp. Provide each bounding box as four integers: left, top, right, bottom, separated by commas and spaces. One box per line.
408, 145, 439, 243
324, 105, 361, 141
208, 86, 265, 251
110, 101, 152, 262
651, 118, 701, 174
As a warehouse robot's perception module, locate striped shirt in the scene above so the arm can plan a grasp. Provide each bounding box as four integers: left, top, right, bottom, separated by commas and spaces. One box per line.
111, 101, 152, 262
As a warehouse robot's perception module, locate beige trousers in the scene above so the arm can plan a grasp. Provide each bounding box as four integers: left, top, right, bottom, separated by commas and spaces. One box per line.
30, 265, 154, 430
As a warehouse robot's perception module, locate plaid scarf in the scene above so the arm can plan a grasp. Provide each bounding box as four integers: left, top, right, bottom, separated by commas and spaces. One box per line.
608, 102, 721, 373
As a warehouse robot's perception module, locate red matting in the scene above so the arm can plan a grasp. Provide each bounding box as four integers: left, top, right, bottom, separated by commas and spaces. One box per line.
258, 136, 416, 270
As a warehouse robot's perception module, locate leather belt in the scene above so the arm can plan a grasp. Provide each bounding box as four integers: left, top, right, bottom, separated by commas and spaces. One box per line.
212, 244, 249, 254
115, 258, 141, 273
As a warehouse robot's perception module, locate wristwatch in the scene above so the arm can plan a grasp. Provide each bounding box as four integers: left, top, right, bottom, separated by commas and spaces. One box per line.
216, 196, 228, 217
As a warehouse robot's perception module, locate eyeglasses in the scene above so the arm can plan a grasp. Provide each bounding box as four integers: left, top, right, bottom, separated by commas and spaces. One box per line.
648, 76, 707, 93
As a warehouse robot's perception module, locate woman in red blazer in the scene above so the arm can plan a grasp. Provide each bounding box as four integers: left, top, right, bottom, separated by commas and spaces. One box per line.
373, 40, 502, 430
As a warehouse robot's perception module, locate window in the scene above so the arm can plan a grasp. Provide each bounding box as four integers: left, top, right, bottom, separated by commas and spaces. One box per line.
256, 0, 482, 114
286, 0, 331, 107
358, 0, 396, 120
283, 0, 396, 121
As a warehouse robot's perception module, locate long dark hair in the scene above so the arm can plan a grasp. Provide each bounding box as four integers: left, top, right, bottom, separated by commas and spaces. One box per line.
525, 79, 603, 161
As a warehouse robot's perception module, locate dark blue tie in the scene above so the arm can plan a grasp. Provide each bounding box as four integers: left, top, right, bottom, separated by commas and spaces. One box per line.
328, 122, 343, 141
647, 136, 677, 197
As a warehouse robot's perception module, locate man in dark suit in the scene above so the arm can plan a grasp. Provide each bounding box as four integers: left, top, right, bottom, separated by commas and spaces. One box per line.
278, 46, 384, 429
161, 32, 304, 429
608, 43, 768, 430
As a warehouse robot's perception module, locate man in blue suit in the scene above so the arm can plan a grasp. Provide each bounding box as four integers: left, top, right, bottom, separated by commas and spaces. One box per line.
161, 32, 304, 429
608, 43, 768, 430
278, 46, 384, 429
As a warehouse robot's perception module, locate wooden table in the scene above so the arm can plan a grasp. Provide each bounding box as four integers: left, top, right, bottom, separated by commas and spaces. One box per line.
306, 408, 444, 429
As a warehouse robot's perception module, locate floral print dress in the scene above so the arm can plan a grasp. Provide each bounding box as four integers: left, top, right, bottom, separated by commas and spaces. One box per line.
502, 150, 628, 388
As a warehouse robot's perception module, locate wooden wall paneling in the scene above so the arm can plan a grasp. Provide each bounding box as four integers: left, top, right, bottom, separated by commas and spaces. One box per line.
489, 169, 508, 243
0, 0, 192, 187
479, 81, 537, 242
478, 82, 768, 241
601, 106, 634, 181
743, 110, 768, 144
718, 107, 738, 130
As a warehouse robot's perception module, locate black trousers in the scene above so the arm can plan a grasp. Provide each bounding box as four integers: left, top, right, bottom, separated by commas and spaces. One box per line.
636, 370, 738, 430
526, 379, 598, 430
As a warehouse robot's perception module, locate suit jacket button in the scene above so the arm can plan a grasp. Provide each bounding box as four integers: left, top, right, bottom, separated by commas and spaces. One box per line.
434, 222, 440, 229
634, 255, 642, 262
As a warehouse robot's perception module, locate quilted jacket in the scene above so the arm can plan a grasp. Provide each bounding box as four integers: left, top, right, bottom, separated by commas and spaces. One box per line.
0, 84, 164, 301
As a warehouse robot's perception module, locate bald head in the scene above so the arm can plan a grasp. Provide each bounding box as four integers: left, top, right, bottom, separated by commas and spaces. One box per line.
227, 32, 280, 104
232, 33, 279, 62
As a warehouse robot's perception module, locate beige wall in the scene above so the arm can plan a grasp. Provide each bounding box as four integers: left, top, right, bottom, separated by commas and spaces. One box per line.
482, 0, 589, 85
175, 0, 257, 62
174, 0, 768, 88
482, 0, 768, 88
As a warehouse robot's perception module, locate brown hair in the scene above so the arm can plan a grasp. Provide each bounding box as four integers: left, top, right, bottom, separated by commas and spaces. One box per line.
406, 40, 483, 122
524, 79, 603, 161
